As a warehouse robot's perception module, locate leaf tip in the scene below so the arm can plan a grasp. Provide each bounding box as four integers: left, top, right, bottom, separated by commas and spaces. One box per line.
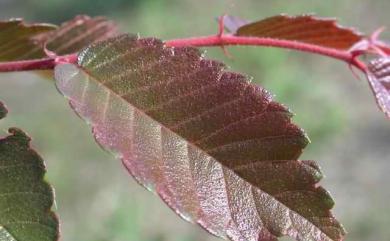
302, 160, 323, 182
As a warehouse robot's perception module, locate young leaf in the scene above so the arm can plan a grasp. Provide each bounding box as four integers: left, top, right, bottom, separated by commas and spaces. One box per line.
366, 57, 390, 118
43, 15, 118, 56
0, 102, 59, 241
224, 15, 363, 50
0, 20, 56, 61
55, 34, 345, 241
0, 15, 118, 62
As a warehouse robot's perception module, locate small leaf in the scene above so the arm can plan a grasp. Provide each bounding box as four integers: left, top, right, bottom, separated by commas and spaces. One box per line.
0, 19, 56, 61
366, 57, 390, 119
0, 15, 118, 62
55, 35, 345, 241
0, 101, 59, 241
43, 15, 119, 56
225, 15, 363, 50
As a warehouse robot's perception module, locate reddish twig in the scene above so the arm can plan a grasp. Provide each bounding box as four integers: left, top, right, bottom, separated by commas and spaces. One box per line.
165, 34, 368, 72
0, 54, 77, 72
0, 35, 368, 73
0, 28, 373, 73
0, 58, 56, 72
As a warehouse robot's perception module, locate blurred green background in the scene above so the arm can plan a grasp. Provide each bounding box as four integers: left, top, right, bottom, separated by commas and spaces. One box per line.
0, 0, 389, 241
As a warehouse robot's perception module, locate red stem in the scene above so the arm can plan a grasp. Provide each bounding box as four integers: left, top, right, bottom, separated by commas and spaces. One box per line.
165, 34, 367, 72
0, 35, 367, 73
0, 54, 77, 72
0, 58, 55, 72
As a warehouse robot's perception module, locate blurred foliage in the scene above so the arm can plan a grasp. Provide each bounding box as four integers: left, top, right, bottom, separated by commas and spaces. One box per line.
0, 1, 389, 241
0, 0, 141, 23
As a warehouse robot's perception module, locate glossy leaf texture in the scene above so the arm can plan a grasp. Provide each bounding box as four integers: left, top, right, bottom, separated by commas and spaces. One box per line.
0, 102, 59, 241
55, 34, 345, 241
0, 15, 118, 62
0, 20, 56, 61
366, 57, 390, 118
224, 15, 363, 50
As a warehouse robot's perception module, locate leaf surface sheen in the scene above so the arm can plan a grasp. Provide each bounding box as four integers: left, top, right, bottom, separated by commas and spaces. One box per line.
55, 34, 345, 241
224, 15, 363, 50
0, 102, 59, 241
367, 57, 390, 118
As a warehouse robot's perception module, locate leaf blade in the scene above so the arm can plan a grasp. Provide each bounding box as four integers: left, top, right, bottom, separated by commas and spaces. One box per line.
366, 57, 390, 118
44, 15, 119, 56
0, 102, 59, 241
55, 35, 345, 241
225, 15, 363, 50
0, 19, 56, 61
0, 15, 118, 62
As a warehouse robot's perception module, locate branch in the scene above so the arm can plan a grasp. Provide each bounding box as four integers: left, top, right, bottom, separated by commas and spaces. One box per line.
0, 35, 368, 73
165, 34, 368, 72
0, 54, 77, 72
0, 58, 55, 72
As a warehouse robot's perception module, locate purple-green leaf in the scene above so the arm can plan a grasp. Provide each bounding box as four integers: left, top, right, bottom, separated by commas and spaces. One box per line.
0, 19, 56, 61
0, 15, 118, 62
43, 15, 119, 56
0, 102, 59, 241
55, 34, 345, 241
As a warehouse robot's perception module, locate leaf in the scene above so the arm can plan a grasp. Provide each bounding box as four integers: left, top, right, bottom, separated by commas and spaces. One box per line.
55, 34, 345, 241
0, 15, 118, 62
366, 57, 390, 118
43, 15, 119, 56
0, 102, 59, 241
224, 15, 363, 50
0, 19, 56, 61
